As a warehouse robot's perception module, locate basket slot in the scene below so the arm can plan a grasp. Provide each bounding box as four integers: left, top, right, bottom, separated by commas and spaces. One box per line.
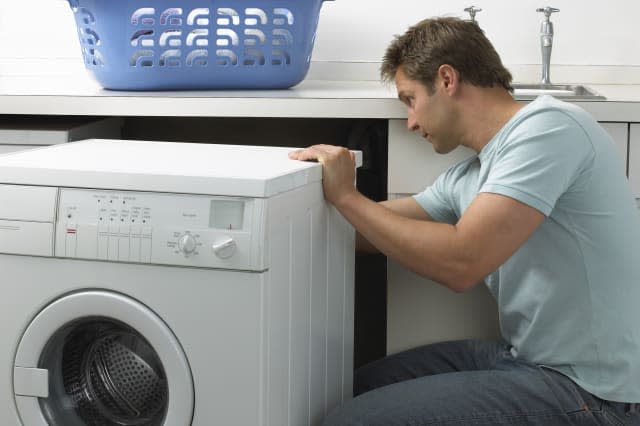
243, 49, 265, 66
216, 29, 239, 47
273, 8, 294, 25
82, 28, 101, 46
187, 9, 210, 26
215, 50, 237, 66
131, 30, 154, 47
217, 8, 240, 26
83, 48, 105, 66
244, 29, 266, 46
159, 8, 183, 26
159, 50, 181, 67
272, 29, 293, 46
159, 30, 182, 47
78, 7, 96, 25
271, 49, 291, 66
131, 8, 155, 26
186, 29, 209, 47
130, 50, 154, 67
186, 50, 208, 67
244, 8, 268, 26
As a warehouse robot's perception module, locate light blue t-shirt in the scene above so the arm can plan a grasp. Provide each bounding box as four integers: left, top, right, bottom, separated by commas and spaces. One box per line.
414, 95, 640, 403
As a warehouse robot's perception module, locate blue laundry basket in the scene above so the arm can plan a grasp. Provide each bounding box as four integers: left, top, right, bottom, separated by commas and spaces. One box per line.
65, 0, 332, 90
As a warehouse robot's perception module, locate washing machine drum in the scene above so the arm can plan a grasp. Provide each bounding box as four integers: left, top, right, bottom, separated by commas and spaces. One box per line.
40, 319, 168, 425
13, 291, 194, 426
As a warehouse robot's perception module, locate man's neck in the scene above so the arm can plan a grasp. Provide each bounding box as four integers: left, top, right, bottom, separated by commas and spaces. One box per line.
457, 86, 524, 153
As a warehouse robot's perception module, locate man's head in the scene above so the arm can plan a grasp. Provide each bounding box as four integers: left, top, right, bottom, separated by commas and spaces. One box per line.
381, 17, 512, 94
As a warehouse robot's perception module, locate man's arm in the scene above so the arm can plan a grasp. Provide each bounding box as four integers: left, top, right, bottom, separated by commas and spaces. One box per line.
345, 189, 544, 292
290, 145, 545, 292
357, 196, 433, 253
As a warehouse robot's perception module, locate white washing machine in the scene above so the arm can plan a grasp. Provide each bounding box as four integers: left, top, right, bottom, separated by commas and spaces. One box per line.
0, 139, 358, 426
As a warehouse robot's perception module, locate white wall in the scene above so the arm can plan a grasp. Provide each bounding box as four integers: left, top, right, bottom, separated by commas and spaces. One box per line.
314, 0, 639, 66
1, 0, 637, 81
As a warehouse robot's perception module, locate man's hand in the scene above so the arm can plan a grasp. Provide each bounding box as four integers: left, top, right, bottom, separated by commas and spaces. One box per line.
289, 144, 358, 207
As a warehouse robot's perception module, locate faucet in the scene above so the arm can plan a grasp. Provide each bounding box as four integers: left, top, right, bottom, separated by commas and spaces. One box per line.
464, 6, 482, 24
536, 6, 559, 85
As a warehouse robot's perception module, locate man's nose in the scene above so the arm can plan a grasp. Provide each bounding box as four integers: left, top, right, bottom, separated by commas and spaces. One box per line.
407, 111, 419, 131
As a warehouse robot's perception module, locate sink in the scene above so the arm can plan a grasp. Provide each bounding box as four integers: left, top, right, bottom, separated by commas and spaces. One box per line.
512, 84, 605, 101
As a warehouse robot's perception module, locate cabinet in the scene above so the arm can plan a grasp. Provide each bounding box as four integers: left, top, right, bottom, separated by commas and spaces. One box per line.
387, 120, 475, 195
386, 118, 632, 355
629, 124, 640, 200
600, 122, 629, 174
0, 117, 123, 154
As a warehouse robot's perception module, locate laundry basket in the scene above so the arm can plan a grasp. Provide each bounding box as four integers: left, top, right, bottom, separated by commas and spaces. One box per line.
64, 0, 333, 90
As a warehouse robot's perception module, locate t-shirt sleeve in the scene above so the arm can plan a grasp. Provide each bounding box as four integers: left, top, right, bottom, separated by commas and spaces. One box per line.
413, 162, 468, 225
413, 175, 457, 224
479, 110, 595, 216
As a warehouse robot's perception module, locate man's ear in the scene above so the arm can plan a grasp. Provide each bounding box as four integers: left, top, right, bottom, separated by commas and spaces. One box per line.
437, 64, 459, 94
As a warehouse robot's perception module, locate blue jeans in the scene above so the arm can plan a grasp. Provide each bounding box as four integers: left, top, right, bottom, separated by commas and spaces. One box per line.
324, 339, 640, 425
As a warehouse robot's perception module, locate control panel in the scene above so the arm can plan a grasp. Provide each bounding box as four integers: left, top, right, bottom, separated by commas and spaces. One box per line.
55, 188, 265, 270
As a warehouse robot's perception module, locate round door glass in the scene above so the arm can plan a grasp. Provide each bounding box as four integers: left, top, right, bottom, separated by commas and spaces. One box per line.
38, 317, 168, 426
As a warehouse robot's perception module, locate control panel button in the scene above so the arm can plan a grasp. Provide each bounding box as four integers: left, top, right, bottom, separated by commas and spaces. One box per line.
178, 233, 197, 255
212, 237, 236, 259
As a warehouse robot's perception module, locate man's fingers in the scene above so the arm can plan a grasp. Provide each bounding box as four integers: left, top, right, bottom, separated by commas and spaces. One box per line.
289, 145, 353, 163
289, 146, 327, 163
288, 150, 300, 160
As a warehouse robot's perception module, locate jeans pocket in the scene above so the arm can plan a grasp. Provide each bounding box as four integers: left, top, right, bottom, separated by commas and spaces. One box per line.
540, 368, 627, 426
601, 402, 631, 426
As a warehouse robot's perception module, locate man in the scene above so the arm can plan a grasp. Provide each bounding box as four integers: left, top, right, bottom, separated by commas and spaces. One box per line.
289, 17, 640, 426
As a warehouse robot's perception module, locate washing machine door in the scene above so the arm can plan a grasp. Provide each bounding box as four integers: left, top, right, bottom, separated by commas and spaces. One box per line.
13, 291, 194, 426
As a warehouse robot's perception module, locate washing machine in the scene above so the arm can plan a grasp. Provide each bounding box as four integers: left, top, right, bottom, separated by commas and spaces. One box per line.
0, 139, 358, 426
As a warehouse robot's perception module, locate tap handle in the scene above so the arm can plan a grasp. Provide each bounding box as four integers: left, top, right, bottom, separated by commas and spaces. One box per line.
464, 6, 482, 23
536, 6, 559, 20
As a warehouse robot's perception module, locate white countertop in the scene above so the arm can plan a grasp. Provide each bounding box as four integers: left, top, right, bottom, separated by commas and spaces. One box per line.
1, 73, 640, 121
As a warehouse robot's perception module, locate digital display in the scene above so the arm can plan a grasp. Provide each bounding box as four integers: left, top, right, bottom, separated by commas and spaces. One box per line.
209, 200, 244, 230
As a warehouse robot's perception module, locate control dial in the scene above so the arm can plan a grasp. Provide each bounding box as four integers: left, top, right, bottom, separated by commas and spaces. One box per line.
178, 233, 197, 255
212, 236, 236, 259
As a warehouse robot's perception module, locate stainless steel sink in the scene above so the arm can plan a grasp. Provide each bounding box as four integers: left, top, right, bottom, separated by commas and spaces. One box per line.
512, 84, 605, 101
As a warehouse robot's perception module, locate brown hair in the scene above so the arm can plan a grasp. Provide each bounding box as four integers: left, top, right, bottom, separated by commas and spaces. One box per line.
381, 17, 513, 93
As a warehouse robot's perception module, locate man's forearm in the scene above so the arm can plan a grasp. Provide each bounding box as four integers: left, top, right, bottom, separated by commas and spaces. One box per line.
356, 231, 379, 253
333, 190, 473, 291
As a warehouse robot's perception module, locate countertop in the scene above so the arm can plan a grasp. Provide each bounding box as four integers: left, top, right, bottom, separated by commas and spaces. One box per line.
1, 73, 640, 121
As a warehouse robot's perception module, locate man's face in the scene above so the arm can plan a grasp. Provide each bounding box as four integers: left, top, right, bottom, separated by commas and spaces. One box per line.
395, 67, 459, 154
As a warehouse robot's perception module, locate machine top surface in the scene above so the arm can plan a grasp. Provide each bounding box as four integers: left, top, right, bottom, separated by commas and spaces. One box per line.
0, 139, 330, 197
